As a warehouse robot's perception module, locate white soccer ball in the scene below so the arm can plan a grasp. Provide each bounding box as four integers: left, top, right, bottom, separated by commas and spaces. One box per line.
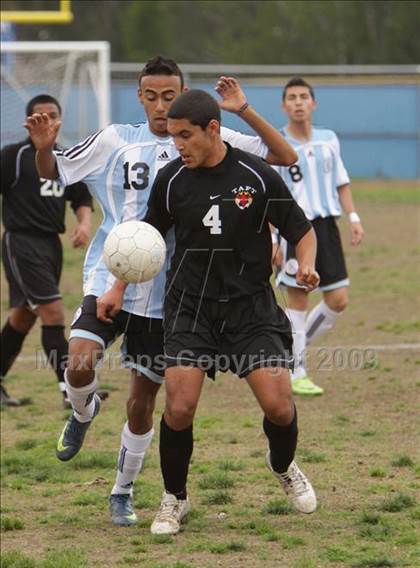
103, 221, 166, 284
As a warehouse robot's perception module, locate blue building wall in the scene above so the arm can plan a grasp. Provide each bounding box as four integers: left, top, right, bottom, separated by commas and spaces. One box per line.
112, 82, 420, 179
1, 81, 418, 179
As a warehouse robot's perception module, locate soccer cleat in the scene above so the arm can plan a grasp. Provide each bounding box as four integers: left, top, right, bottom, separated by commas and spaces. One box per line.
0, 384, 22, 407
292, 376, 324, 396
266, 452, 317, 514
56, 394, 101, 461
150, 492, 190, 535
109, 494, 138, 526
97, 389, 110, 401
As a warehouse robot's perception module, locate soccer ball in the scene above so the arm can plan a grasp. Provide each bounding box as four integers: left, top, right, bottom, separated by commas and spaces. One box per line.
103, 221, 166, 283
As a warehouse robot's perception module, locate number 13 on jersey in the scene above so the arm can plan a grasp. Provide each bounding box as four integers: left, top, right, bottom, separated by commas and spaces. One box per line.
202, 204, 222, 234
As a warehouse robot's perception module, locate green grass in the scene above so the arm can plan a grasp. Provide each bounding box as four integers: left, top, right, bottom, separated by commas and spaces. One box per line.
209, 541, 246, 554
379, 493, 416, 513
352, 557, 396, 568
298, 448, 326, 463
197, 472, 235, 490
1, 551, 37, 568
151, 535, 173, 545
390, 455, 414, 467
217, 459, 245, 471
369, 468, 386, 478
261, 499, 292, 515
0, 549, 87, 568
202, 490, 233, 505
1, 516, 25, 531
15, 439, 39, 451
1, 185, 419, 567
281, 535, 305, 549
351, 184, 420, 204
376, 319, 420, 334
322, 545, 353, 563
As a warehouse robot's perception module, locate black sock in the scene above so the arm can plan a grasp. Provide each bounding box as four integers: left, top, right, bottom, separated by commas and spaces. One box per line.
263, 407, 298, 474
41, 325, 68, 389
159, 415, 193, 500
0, 320, 27, 378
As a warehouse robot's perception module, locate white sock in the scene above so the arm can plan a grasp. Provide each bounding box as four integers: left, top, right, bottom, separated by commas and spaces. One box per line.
64, 369, 98, 423
287, 308, 307, 381
306, 301, 340, 345
111, 423, 154, 496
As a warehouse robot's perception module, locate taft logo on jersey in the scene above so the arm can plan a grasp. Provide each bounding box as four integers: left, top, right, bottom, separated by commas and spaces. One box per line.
231, 185, 257, 209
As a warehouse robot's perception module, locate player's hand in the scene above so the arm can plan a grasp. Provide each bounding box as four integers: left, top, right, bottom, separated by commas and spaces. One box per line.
215, 76, 248, 114
70, 224, 90, 248
96, 289, 123, 324
272, 243, 283, 268
350, 222, 364, 246
24, 113, 61, 151
296, 265, 320, 292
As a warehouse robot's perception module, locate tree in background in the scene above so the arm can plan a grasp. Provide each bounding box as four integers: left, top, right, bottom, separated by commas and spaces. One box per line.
4, 0, 420, 64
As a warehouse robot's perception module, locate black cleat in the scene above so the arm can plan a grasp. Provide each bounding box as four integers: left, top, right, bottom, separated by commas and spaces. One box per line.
56, 394, 101, 461
97, 389, 110, 401
0, 384, 22, 407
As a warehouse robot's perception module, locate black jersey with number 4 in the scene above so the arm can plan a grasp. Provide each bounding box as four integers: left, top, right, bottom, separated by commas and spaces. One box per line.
145, 143, 312, 300
1, 138, 93, 234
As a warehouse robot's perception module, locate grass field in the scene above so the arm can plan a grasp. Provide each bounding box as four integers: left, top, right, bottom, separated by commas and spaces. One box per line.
1, 181, 419, 568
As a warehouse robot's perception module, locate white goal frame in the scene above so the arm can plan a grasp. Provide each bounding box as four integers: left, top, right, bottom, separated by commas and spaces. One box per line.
1, 41, 110, 145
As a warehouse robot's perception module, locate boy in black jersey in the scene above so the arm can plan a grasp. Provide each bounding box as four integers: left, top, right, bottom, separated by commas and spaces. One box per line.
141, 90, 320, 534
0, 94, 94, 408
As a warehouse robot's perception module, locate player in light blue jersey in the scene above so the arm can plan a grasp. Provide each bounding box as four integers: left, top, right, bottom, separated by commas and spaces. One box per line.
26, 56, 297, 526
273, 77, 364, 396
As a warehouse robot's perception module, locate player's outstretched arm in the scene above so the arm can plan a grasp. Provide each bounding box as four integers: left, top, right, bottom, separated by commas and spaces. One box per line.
214, 76, 297, 166
337, 183, 364, 246
295, 228, 320, 291
24, 112, 60, 179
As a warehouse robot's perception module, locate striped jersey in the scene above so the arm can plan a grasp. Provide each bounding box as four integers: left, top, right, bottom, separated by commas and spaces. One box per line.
55, 122, 271, 317
277, 128, 350, 220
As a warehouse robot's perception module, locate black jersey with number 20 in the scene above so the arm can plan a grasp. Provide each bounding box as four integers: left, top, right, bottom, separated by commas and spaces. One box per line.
145, 144, 311, 301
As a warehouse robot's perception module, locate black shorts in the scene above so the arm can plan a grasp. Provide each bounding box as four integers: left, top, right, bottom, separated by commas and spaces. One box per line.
276, 216, 349, 291
2, 231, 63, 309
70, 295, 165, 384
164, 286, 294, 379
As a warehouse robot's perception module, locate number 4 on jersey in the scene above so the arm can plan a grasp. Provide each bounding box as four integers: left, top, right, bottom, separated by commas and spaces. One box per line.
202, 204, 222, 234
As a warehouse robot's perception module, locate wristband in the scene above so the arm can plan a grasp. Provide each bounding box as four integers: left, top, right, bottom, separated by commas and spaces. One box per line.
348, 212, 361, 223
237, 102, 249, 115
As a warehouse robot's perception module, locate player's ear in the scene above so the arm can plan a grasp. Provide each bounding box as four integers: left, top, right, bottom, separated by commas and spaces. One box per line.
137, 88, 144, 105
207, 119, 220, 136
182, 86, 189, 93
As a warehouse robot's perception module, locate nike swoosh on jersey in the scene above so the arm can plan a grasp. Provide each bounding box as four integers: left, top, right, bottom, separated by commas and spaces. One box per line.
210, 195, 221, 200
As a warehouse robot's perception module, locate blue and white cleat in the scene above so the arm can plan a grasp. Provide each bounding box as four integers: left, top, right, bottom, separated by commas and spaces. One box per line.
109, 494, 138, 526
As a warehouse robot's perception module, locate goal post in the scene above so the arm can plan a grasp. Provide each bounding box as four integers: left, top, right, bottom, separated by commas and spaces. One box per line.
0, 41, 110, 147
1, 0, 73, 24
